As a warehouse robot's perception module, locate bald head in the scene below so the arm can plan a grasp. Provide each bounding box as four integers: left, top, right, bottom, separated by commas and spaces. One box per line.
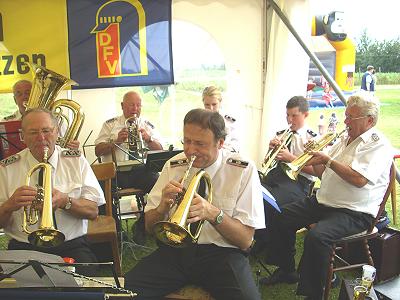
121, 91, 142, 118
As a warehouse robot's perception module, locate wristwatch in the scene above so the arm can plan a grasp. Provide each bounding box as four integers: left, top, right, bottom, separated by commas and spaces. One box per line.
214, 209, 224, 225
64, 197, 73, 210
149, 135, 154, 142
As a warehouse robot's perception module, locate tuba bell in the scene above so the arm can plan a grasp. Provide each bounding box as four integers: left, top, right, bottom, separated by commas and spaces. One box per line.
260, 126, 293, 180
153, 156, 213, 248
26, 63, 84, 148
23, 147, 65, 247
125, 114, 146, 159
281, 129, 346, 180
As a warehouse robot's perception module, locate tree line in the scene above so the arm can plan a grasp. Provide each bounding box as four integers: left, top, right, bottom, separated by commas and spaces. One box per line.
356, 29, 400, 73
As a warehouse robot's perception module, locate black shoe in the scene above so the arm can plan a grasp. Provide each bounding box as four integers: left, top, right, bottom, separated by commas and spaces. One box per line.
259, 268, 299, 285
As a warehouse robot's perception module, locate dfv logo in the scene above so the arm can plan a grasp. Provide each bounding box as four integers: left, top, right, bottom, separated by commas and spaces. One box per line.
90, 0, 148, 78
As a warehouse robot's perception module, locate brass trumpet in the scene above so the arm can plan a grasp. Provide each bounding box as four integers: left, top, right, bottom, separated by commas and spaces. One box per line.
125, 114, 146, 159
153, 156, 213, 247
23, 147, 65, 247
260, 127, 293, 179
281, 129, 346, 180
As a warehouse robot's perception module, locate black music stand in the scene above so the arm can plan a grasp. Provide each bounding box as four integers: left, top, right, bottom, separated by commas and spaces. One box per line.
145, 149, 183, 172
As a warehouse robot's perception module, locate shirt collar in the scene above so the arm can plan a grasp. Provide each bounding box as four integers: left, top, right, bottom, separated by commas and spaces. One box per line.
203, 150, 223, 179
26, 146, 59, 170
357, 127, 377, 143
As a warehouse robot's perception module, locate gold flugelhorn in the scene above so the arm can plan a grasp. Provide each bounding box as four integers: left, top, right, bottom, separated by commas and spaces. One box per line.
260, 126, 293, 179
153, 156, 213, 248
125, 114, 146, 159
23, 146, 65, 247
26, 63, 84, 148
281, 129, 346, 180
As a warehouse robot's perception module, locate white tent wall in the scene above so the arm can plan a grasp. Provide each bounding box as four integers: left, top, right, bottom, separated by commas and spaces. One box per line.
69, 0, 311, 167
260, 0, 311, 166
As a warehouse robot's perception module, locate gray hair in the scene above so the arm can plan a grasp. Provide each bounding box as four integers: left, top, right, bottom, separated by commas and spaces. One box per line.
12, 80, 32, 95
347, 93, 380, 126
21, 108, 59, 129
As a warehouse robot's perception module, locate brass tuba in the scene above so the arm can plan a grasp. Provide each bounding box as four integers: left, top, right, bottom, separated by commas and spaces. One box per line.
26, 63, 84, 148
153, 156, 213, 248
281, 129, 346, 180
125, 114, 146, 159
23, 147, 65, 247
260, 127, 293, 179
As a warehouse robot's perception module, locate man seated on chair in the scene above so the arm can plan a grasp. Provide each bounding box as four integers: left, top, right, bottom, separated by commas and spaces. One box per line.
0, 108, 105, 274
124, 108, 265, 300
94, 91, 163, 243
255, 96, 317, 252
260, 93, 393, 299
2, 80, 80, 149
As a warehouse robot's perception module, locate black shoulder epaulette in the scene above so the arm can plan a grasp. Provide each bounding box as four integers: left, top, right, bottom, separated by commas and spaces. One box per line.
170, 158, 188, 168
276, 129, 286, 135
145, 120, 155, 129
3, 113, 16, 120
226, 158, 248, 168
224, 115, 236, 122
62, 149, 81, 157
106, 117, 118, 124
307, 129, 317, 137
0, 154, 20, 167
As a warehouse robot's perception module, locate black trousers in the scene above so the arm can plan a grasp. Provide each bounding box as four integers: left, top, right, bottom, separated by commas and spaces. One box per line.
255, 166, 312, 248
124, 244, 261, 300
266, 196, 373, 299
8, 236, 98, 276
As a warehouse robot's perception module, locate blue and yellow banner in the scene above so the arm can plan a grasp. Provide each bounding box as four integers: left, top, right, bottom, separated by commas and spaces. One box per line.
0, 0, 173, 93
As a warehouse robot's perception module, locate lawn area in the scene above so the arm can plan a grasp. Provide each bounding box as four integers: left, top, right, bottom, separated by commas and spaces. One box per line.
0, 85, 399, 299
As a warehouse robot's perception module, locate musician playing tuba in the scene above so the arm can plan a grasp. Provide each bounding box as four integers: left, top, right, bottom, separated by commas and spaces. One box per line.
124, 108, 265, 299
2, 79, 80, 149
0, 108, 105, 275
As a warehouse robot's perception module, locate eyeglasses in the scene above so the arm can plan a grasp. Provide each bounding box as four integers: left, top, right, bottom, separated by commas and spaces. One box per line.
344, 115, 369, 122
24, 127, 55, 137
181, 139, 208, 149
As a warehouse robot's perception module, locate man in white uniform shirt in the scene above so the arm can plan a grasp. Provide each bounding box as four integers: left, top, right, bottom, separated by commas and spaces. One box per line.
263, 94, 393, 299
202, 86, 240, 152
124, 109, 265, 300
255, 96, 317, 257
0, 108, 104, 274
95, 91, 163, 193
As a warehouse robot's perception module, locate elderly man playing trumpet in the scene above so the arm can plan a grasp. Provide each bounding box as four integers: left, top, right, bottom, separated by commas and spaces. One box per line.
124, 108, 265, 300
262, 94, 393, 299
0, 108, 104, 273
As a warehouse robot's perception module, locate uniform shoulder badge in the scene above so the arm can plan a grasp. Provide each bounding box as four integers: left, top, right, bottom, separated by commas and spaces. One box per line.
170, 158, 188, 168
145, 120, 155, 129
226, 158, 248, 168
371, 133, 380, 142
3, 113, 17, 121
276, 129, 286, 135
224, 115, 236, 122
307, 129, 317, 138
0, 154, 20, 167
106, 117, 118, 124
62, 149, 81, 157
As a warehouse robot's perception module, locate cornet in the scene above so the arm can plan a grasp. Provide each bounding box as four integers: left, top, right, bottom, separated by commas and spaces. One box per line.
281, 129, 346, 180
125, 114, 146, 159
153, 156, 213, 247
23, 147, 65, 247
260, 127, 293, 179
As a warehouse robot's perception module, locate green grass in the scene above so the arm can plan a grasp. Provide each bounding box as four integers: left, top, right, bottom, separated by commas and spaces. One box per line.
0, 85, 399, 299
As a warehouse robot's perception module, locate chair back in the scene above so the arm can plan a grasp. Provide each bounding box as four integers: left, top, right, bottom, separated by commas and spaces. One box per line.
91, 162, 116, 216
368, 162, 396, 232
